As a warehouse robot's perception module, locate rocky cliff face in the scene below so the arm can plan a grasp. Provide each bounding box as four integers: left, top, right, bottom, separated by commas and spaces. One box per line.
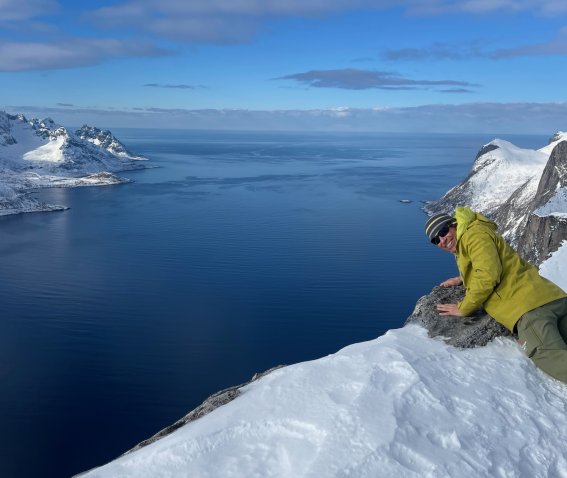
425, 132, 567, 266
0, 114, 17, 146
516, 141, 567, 264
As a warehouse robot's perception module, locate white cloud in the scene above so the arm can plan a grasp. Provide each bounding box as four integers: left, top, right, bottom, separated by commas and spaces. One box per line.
9, 101, 567, 134
0, 0, 60, 22
386, 29, 567, 61
84, 0, 567, 44
0, 39, 171, 72
493, 28, 567, 57
406, 0, 567, 15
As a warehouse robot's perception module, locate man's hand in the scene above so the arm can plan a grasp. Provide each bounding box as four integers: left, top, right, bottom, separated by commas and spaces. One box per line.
440, 277, 463, 287
436, 303, 464, 316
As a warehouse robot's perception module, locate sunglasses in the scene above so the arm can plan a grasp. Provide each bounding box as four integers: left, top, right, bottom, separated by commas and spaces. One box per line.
431, 224, 451, 245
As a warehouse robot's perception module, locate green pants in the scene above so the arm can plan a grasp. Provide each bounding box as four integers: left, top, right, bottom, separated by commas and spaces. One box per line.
516, 297, 567, 384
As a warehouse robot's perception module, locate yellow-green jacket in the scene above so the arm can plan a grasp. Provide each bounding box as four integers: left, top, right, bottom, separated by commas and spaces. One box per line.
455, 207, 566, 331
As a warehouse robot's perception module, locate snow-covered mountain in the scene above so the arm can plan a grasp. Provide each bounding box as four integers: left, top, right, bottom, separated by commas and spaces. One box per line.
425, 131, 567, 265
76, 125, 144, 160
0, 112, 147, 215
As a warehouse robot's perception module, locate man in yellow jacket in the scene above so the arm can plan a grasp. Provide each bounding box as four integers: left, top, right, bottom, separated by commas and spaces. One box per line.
426, 207, 567, 383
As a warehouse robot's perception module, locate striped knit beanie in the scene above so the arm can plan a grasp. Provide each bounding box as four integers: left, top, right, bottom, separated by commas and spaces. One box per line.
425, 213, 455, 242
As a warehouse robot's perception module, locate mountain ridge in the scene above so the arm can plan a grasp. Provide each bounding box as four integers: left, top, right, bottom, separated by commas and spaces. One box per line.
0, 111, 147, 215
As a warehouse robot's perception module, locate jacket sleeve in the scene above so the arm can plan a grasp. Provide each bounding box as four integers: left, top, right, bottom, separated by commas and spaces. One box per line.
457, 230, 503, 316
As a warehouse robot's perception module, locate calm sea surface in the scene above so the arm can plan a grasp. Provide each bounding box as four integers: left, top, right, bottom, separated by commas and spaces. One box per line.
0, 130, 547, 477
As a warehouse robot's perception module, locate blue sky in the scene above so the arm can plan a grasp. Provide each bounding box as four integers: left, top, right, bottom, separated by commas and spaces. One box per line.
1, 0, 567, 132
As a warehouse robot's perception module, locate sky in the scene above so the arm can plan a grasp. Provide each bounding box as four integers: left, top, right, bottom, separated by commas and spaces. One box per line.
1, 0, 567, 132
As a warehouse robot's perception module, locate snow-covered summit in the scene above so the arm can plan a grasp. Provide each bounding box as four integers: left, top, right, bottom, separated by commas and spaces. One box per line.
1, 112, 146, 172
430, 138, 549, 217
76, 125, 145, 160
539, 131, 567, 156
0, 111, 148, 215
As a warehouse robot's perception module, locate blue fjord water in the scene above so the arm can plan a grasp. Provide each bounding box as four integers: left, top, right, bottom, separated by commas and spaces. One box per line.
0, 130, 547, 477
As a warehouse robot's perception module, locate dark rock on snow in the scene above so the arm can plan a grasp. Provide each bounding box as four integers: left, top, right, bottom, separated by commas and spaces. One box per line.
123, 366, 285, 455
405, 285, 512, 348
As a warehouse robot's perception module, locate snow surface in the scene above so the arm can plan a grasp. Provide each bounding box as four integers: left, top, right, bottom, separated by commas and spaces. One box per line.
22, 135, 65, 163
538, 131, 567, 156
534, 187, 567, 218
81, 317, 567, 478
540, 241, 567, 290
466, 139, 549, 213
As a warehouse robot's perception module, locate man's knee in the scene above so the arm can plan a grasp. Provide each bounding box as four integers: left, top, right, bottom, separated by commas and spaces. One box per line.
517, 303, 567, 383
518, 304, 567, 352
530, 348, 567, 384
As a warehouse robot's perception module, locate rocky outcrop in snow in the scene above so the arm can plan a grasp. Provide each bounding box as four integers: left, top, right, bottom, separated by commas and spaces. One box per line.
405, 285, 512, 348
426, 132, 567, 265
76, 125, 144, 160
118, 366, 285, 459
0, 112, 147, 216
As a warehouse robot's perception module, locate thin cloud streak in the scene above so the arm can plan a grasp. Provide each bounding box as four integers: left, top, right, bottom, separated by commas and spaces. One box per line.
493, 31, 567, 57
405, 0, 567, 15
385, 32, 567, 61
144, 83, 206, 89
440, 88, 475, 93
275, 69, 478, 91
384, 43, 484, 61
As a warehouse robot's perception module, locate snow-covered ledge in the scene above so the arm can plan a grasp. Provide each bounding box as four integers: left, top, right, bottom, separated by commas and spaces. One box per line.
77, 247, 567, 478
77, 326, 567, 478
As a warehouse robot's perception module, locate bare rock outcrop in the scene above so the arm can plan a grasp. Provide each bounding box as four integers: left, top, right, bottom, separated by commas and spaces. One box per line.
404, 285, 512, 348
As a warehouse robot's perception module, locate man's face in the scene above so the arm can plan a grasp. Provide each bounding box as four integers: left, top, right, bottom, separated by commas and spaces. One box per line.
437, 225, 457, 253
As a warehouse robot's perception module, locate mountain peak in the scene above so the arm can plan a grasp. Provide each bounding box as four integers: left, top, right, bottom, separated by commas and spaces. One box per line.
76, 124, 142, 159
0, 112, 148, 216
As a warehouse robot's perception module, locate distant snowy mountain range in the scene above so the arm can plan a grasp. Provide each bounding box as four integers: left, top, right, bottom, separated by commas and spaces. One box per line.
0, 111, 146, 215
78, 131, 567, 478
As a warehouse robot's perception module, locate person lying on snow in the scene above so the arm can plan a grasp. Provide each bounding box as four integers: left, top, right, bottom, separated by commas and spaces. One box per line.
426, 207, 567, 384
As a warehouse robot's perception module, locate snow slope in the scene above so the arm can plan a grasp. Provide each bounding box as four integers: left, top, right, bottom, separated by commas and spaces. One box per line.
538, 131, 567, 156
540, 241, 567, 290
80, 312, 567, 477
439, 139, 550, 215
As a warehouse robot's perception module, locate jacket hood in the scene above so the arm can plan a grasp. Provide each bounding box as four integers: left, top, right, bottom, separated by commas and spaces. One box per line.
455, 207, 497, 242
